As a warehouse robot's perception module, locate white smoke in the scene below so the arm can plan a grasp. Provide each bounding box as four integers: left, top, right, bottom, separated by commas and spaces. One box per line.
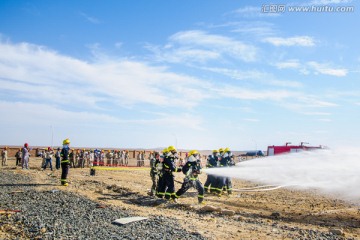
205, 147, 360, 202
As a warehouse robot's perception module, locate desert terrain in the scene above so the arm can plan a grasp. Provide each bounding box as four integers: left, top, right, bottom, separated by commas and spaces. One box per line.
1, 156, 360, 239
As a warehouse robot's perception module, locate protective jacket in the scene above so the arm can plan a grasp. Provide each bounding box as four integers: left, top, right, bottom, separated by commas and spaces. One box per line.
61, 146, 70, 163
206, 155, 218, 168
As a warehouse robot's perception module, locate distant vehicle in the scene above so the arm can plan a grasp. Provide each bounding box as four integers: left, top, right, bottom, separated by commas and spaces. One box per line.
267, 142, 323, 156
244, 150, 265, 157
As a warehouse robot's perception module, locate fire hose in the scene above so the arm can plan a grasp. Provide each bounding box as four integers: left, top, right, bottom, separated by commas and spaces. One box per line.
232, 185, 287, 192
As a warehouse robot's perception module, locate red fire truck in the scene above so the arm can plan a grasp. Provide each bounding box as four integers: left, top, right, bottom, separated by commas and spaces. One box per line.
267, 142, 323, 156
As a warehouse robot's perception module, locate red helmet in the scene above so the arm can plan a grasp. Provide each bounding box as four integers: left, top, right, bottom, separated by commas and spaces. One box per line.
24, 143, 28, 147
48, 147, 51, 151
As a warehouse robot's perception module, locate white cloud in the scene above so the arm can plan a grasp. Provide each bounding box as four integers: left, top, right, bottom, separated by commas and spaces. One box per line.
307, 61, 348, 77
281, 96, 338, 113
202, 67, 267, 80
264, 36, 315, 46
202, 67, 302, 88
0, 41, 209, 110
131, 113, 204, 130
215, 86, 295, 101
267, 79, 303, 88
274, 59, 301, 69
0, 101, 120, 126
310, 0, 353, 5
149, 46, 220, 64
0, 100, 204, 131
299, 97, 339, 107
232, 23, 275, 37
274, 59, 348, 77
232, 6, 280, 18
149, 30, 258, 63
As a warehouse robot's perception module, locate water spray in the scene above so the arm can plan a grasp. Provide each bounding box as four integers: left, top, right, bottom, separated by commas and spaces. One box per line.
205, 147, 360, 202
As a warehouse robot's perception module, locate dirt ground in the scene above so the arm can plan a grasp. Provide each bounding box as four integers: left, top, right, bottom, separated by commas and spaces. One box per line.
1, 157, 360, 239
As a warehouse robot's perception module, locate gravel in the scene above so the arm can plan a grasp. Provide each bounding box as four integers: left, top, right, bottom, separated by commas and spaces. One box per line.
0, 171, 206, 240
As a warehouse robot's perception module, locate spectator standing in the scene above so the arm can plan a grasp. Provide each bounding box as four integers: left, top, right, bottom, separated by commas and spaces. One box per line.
55, 148, 61, 170
22, 143, 30, 170
43, 147, 54, 171
15, 148, 22, 166
1, 147, 8, 166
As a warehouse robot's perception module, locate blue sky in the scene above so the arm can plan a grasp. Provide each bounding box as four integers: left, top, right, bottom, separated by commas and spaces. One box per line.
0, 0, 359, 150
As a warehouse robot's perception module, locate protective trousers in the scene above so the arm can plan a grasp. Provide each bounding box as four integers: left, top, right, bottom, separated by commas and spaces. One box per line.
204, 174, 216, 193
156, 175, 165, 198
214, 176, 226, 194
157, 172, 175, 200
61, 163, 70, 185
225, 177, 232, 194
150, 173, 158, 195
175, 178, 204, 203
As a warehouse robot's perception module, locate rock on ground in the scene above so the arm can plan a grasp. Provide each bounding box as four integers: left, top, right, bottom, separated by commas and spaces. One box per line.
0, 171, 205, 240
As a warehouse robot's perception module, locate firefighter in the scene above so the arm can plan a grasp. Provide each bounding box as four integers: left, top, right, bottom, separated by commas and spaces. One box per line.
60, 138, 71, 186
213, 148, 225, 196
223, 147, 235, 194
157, 146, 181, 200
156, 148, 168, 198
1, 146, 8, 166
148, 151, 160, 196
204, 149, 219, 193
214, 147, 233, 195
175, 150, 205, 204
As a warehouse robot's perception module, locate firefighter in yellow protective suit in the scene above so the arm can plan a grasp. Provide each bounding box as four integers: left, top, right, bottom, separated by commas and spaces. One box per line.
60, 139, 71, 186
157, 146, 181, 200
175, 150, 205, 204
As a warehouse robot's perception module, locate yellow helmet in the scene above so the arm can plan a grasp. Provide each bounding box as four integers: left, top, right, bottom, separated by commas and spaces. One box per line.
188, 150, 199, 156
63, 138, 70, 145
219, 148, 224, 153
224, 147, 230, 152
162, 148, 169, 154
167, 145, 177, 152
212, 149, 219, 153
